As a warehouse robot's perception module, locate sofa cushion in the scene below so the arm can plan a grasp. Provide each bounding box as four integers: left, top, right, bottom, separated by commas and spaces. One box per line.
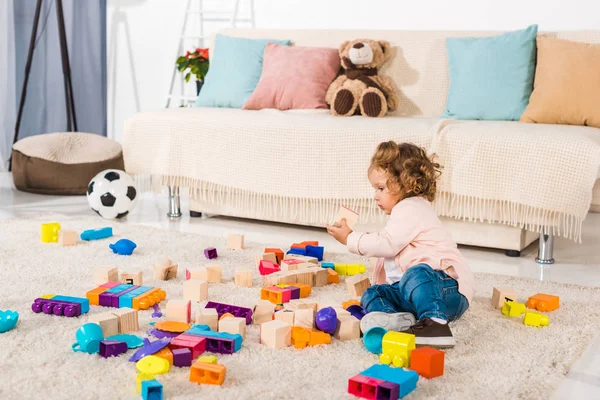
243, 43, 340, 110
520, 36, 600, 129
196, 34, 291, 109
443, 25, 538, 121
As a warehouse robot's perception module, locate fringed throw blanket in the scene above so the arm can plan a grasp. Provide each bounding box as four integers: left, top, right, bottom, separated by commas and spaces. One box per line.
123, 108, 600, 242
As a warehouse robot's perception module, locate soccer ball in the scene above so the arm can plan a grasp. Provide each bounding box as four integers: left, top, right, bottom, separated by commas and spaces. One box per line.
87, 169, 138, 219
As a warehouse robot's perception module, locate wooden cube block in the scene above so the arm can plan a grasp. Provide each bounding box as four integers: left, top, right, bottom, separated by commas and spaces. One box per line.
93, 265, 119, 285
491, 287, 518, 309
333, 307, 351, 317
346, 274, 371, 297
120, 270, 143, 285
218, 316, 246, 339
196, 307, 218, 331
153, 258, 178, 280
87, 312, 119, 337
264, 248, 284, 264
288, 299, 317, 311
260, 320, 291, 348
253, 300, 274, 325
186, 266, 207, 281
285, 255, 318, 265
183, 280, 208, 302
334, 315, 360, 341
58, 230, 78, 246
255, 253, 278, 268
294, 309, 315, 329
280, 259, 303, 271
294, 271, 314, 287
333, 206, 359, 229
310, 268, 328, 287
410, 346, 445, 378
110, 307, 139, 333
226, 234, 244, 250
205, 265, 222, 283
274, 310, 295, 325
166, 299, 191, 323
234, 270, 252, 288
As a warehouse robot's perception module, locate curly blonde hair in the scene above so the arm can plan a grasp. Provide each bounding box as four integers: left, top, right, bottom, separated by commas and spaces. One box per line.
370, 141, 442, 202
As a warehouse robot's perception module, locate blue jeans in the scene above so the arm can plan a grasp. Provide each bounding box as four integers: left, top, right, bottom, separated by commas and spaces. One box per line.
361, 264, 469, 322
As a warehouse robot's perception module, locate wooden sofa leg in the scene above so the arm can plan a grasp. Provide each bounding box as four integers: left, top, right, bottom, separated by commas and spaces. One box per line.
167, 186, 182, 218
505, 250, 521, 257
535, 229, 555, 264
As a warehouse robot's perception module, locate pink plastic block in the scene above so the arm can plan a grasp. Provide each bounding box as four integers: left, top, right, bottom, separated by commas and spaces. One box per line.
259, 260, 280, 276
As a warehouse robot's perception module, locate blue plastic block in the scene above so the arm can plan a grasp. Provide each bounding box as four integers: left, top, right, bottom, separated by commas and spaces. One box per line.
141, 379, 163, 400
185, 325, 211, 335
105, 284, 133, 294
286, 247, 306, 256
80, 227, 113, 241
51, 296, 90, 314
305, 245, 324, 261
118, 286, 152, 308
360, 364, 418, 398
321, 262, 335, 270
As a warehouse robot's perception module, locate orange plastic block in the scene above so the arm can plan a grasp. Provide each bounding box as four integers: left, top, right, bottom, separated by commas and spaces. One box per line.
86, 287, 109, 305
287, 282, 311, 298
219, 313, 234, 320
264, 248, 284, 264
327, 269, 340, 284
153, 321, 191, 333
291, 326, 311, 349
189, 362, 226, 385
261, 287, 287, 304
290, 241, 319, 249
526, 293, 560, 312
133, 288, 166, 310
308, 329, 331, 346
410, 346, 445, 379
342, 300, 361, 310
154, 347, 173, 365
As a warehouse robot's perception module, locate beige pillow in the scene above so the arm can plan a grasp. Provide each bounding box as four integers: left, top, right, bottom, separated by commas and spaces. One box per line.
520, 36, 600, 128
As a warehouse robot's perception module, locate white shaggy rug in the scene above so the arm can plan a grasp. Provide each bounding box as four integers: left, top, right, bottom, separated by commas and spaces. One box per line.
1, 214, 599, 400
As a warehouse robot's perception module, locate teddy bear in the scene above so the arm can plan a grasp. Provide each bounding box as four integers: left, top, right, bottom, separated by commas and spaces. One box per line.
325, 39, 399, 118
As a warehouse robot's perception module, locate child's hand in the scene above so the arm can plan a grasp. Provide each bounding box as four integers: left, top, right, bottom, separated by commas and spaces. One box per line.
326, 218, 352, 245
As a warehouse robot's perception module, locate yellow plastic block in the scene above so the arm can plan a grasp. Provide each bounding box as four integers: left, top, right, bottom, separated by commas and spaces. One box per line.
334, 264, 348, 275
501, 301, 526, 317
346, 264, 360, 276
380, 331, 416, 368
276, 284, 290, 288
41, 222, 61, 243
197, 355, 218, 364
136, 355, 170, 375
136, 373, 155, 394
40, 294, 56, 299
523, 311, 549, 327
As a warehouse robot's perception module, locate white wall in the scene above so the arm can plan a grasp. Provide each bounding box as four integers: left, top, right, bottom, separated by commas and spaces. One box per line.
107, 0, 600, 142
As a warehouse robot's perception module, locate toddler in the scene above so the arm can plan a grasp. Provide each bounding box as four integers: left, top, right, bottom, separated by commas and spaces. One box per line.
327, 141, 475, 348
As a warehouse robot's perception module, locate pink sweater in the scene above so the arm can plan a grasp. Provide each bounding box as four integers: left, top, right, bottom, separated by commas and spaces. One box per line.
346, 197, 475, 304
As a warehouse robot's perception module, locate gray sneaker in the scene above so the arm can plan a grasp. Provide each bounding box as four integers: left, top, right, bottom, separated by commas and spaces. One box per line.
360, 311, 416, 334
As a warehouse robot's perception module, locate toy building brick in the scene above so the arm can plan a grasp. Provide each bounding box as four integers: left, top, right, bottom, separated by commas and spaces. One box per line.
253, 300, 274, 325
260, 320, 291, 349
274, 310, 295, 325
264, 248, 284, 264
120, 270, 143, 285
87, 312, 119, 337
196, 307, 218, 331
334, 315, 361, 341
190, 360, 226, 385
280, 259, 303, 271
167, 299, 191, 323
294, 309, 315, 329
154, 258, 178, 280
226, 234, 244, 250
58, 230, 78, 246
234, 270, 252, 287
186, 266, 207, 280
205, 265, 222, 283
308, 267, 328, 287
333, 206, 359, 229
94, 265, 119, 285
183, 279, 208, 302
219, 316, 246, 339
110, 307, 139, 333
526, 293, 560, 312
204, 247, 218, 259
491, 287, 518, 309
410, 346, 445, 378
346, 274, 371, 297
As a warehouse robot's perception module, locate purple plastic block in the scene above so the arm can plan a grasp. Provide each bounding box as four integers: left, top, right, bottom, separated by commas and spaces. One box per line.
111, 286, 139, 307
286, 286, 301, 300
376, 380, 400, 400
204, 247, 218, 259
172, 348, 192, 367
152, 304, 162, 318
32, 298, 81, 317
98, 292, 114, 307
147, 328, 180, 339
205, 337, 235, 354
346, 304, 367, 320
205, 301, 253, 325
99, 340, 128, 358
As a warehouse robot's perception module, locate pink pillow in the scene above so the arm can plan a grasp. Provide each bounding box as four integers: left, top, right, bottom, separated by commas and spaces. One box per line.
243, 43, 340, 110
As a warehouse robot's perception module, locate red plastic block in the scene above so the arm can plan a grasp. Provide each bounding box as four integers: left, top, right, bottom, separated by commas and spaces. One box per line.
259, 260, 280, 276
348, 374, 383, 399
410, 346, 445, 379
169, 333, 206, 359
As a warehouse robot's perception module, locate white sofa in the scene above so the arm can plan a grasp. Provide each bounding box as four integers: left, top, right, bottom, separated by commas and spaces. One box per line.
123, 28, 600, 262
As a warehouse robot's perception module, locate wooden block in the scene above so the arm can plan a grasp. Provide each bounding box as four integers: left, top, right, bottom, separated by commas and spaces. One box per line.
120, 270, 143, 285
183, 280, 208, 302
346, 274, 371, 297
87, 312, 119, 337
226, 234, 244, 250
274, 310, 295, 325
253, 300, 274, 325
334, 315, 360, 341
195, 307, 218, 331
280, 259, 303, 271
260, 320, 291, 348
110, 307, 139, 333
93, 265, 119, 285
186, 266, 207, 281
218, 316, 246, 339
166, 299, 191, 323
205, 265, 222, 283
288, 299, 317, 311
264, 248, 284, 264
327, 268, 340, 284
58, 230, 78, 246
333, 307, 351, 317
491, 287, 518, 309
310, 268, 328, 287
294, 309, 315, 329
153, 258, 178, 280
234, 270, 253, 287
294, 270, 314, 287
284, 254, 318, 264
262, 271, 296, 287
333, 206, 359, 229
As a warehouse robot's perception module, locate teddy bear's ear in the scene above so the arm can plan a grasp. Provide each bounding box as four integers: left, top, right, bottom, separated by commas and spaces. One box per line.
338, 40, 351, 57
379, 40, 392, 55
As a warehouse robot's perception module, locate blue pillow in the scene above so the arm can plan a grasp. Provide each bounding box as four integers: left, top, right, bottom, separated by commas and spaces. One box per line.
443, 25, 538, 121
196, 35, 291, 108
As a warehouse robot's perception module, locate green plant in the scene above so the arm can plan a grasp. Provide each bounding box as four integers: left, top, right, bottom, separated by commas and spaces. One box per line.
176, 48, 209, 82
